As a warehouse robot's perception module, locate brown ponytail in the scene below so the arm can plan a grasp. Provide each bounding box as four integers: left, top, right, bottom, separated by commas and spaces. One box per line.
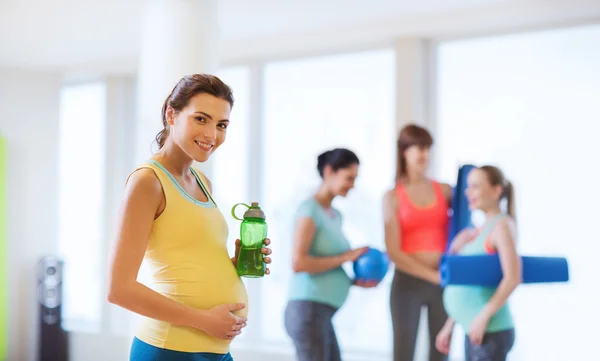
155, 95, 171, 149
504, 180, 516, 220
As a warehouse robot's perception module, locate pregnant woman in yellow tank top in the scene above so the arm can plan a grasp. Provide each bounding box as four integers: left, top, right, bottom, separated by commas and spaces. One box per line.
106, 74, 273, 361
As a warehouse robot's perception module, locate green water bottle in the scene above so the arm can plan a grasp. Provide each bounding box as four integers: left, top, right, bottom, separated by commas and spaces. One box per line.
231, 202, 268, 278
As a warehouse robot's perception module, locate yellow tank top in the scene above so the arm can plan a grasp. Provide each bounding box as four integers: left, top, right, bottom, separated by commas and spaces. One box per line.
133, 160, 248, 353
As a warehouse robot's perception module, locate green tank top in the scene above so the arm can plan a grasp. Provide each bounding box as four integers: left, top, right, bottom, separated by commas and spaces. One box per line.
442, 214, 514, 332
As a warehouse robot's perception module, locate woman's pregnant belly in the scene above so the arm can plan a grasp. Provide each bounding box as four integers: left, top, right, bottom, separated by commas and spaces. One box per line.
154, 268, 249, 316
136, 260, 248, 353
443, 285, 513, 332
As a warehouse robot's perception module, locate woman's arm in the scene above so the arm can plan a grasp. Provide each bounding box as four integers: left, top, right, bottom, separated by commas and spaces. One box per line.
442, 317, 455, 330
479, 217, 521, 319
291, 217, 365, 274
435, 317, 455, 354
383, 190, 440, 284
439, 182, 454, 204
106, 169, 246, 338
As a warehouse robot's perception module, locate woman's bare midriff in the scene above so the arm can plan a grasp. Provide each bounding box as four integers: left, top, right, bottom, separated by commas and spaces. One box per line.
409, 251, 443, 269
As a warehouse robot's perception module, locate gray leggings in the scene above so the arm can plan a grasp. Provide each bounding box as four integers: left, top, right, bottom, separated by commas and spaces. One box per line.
284, 300, 341, 361
464, 328, 515, 361
390, 271, 448, 361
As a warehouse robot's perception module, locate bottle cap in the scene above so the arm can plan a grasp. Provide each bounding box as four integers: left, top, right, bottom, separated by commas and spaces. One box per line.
243, 202, 266, 220
232, 202, 266, 221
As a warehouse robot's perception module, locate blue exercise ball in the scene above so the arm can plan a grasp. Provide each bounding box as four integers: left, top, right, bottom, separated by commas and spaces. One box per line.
353, 248, 390, 282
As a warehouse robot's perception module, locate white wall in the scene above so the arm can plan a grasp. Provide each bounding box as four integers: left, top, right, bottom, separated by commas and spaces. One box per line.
0, 68, 62, 361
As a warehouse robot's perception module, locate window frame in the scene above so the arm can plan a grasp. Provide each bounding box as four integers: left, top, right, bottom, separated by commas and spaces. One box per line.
56, 81, 108, 333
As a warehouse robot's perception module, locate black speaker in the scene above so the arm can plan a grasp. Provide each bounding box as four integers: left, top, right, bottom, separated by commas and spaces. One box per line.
37, 256, 69, 361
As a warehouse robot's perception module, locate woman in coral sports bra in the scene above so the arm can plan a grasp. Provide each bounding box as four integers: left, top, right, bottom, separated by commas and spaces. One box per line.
382, 124, 453, 361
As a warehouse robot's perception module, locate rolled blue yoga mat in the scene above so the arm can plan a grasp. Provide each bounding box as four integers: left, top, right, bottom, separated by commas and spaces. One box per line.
440, 164, 475, 272
446, 164, 475, 251
440, 254, 570, 287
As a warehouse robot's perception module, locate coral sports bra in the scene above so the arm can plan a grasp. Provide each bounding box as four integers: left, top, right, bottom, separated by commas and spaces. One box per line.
396, 181, 449, 253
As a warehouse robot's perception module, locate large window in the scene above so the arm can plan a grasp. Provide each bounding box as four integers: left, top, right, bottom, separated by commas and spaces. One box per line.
57, 82, 107, 332
260, 49, 396, 352
212, 66, 251, 257
435, 24, 600, 361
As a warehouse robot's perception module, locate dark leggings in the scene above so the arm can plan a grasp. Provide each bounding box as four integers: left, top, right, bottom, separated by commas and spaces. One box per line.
390, 271, 448, 361
464, 329, 515, 361
284, 300, 341, 361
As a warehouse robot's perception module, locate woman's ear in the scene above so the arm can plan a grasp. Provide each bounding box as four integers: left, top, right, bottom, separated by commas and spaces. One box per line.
322, 164, 334, 178
165, 106, 176, 126
494, 184, 503, 201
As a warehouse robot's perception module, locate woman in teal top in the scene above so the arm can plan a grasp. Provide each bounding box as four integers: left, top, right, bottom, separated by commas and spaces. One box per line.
436, 165, 521, 361
284, 148, 378, 361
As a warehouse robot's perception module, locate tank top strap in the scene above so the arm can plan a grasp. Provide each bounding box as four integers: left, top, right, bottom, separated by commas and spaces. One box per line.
190, 167, 218, 207
481, 214, 506, 234
126, 161, 181, 201
431, 180, 446, 202
127, 160, 217, 209
474, 213, 507, 246
395, 182, 408, 203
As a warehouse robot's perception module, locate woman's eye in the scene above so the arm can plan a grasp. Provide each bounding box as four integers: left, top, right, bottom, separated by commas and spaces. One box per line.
218, 123, 228, 129
195, 117, 206, 123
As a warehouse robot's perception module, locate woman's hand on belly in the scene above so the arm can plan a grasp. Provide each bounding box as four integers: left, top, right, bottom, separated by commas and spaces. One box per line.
197, 303, 248, 341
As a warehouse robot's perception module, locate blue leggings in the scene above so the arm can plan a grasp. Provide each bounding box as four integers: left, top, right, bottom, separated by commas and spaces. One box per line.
130, 337, 234, 361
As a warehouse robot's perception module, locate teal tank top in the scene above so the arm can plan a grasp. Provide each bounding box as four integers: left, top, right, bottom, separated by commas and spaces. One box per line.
287, 198, 352, 309
443, 214, 514, 332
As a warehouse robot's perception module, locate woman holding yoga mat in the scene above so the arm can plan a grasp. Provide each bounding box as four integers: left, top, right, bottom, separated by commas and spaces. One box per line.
436, 165, 520, 361
382, 124, 453, 361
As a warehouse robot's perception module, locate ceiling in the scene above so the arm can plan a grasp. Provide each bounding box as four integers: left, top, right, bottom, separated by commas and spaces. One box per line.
0, 0, 599, 73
